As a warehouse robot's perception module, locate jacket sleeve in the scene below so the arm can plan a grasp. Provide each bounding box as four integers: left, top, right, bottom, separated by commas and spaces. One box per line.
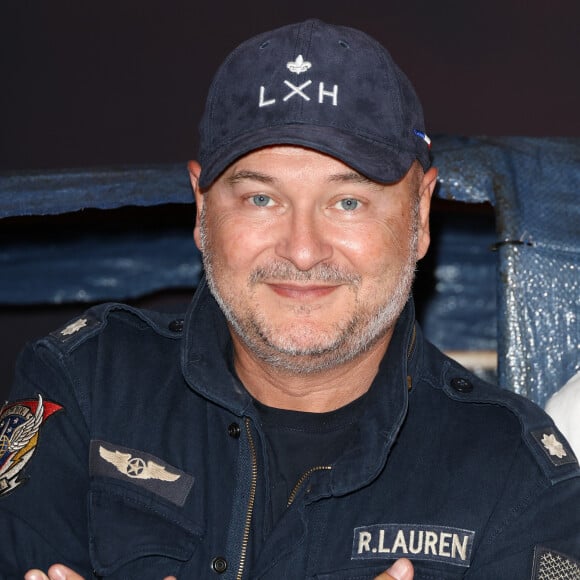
0, 339, 94, 578
466, 438, 580, 579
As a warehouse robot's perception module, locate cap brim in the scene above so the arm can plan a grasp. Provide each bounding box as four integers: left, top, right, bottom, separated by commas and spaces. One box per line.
198, 124, 420, 189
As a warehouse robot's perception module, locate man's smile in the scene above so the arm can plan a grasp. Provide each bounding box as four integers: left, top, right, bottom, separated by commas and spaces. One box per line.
267, 282, 341, 300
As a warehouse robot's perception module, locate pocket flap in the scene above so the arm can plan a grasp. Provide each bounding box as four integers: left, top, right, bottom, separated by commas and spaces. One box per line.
89, 485, 201, 575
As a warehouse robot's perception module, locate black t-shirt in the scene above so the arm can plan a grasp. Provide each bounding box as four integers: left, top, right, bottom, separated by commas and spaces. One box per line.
253, 392, 367, 528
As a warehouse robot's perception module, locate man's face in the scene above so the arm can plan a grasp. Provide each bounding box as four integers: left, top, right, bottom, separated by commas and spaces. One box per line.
192, 146, 435, 374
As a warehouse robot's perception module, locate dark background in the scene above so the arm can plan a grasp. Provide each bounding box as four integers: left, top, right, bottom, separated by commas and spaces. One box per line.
2, 0, 579, 171
1, 0, 579, 395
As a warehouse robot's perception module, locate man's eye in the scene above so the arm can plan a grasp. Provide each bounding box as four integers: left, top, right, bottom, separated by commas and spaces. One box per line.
250, 194, 274, 207
336, 198, 360, 211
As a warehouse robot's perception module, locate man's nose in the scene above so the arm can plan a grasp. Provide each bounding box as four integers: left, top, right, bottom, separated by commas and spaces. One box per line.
274, 209, 333, 271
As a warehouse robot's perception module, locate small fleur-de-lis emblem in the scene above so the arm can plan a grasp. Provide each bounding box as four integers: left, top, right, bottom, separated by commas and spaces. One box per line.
287, 55, 312, 74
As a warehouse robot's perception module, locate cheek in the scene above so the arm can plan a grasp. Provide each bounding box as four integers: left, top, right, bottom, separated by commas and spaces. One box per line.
336, 221, 407, 273
206, 216, 272, 272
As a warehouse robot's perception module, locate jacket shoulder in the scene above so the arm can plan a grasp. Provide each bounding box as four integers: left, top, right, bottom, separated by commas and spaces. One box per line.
41, 302, 186, 355
422, 341, 579, 485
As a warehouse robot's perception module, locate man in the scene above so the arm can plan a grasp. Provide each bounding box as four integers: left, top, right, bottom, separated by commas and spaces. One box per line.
1, 19, 579, 580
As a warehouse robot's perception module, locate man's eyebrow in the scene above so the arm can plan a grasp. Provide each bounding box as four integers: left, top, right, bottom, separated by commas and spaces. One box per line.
225, 170, 276, 185
224, 169, 382, 188
327, 171, 382, 188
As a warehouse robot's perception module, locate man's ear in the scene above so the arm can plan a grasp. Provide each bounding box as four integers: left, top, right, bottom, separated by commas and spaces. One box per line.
187, 160, 204, 251
416, 166, 438, 261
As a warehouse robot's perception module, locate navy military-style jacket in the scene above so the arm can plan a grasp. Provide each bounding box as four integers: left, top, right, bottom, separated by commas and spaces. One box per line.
1, 281, 579, 579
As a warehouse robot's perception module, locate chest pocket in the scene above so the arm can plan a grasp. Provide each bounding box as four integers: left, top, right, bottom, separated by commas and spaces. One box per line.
89, 483, 202, 578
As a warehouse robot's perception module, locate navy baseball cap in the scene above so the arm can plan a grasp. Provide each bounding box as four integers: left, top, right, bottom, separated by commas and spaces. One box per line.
198, 19, 431, 188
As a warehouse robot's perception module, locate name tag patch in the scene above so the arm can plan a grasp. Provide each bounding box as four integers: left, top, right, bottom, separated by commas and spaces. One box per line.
352, 523, 475, 567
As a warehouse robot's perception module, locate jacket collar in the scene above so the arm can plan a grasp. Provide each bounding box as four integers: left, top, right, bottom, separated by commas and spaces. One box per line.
182, 278, 252, 414
182, 278, 421, 476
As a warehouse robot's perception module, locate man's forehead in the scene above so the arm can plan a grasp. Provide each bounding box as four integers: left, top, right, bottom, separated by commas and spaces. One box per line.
218, 145, 385, 186
218, 144, 420, 188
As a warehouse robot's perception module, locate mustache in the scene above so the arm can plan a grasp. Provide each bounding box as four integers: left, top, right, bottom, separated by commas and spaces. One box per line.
249, 262, 361, 285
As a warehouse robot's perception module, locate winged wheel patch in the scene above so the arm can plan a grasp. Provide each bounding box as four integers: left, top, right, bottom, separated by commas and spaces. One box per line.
90, 440, 194, 506
98, 445, 181, 481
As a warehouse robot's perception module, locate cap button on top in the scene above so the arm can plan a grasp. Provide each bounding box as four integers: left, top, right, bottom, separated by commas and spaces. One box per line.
451, 377, 473, 393
168, 319, 184, 333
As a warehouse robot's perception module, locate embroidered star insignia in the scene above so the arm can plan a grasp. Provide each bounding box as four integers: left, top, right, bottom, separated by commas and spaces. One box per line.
287, 54, 312, 74
541, 433, 567, 459
60, 318, 88, 336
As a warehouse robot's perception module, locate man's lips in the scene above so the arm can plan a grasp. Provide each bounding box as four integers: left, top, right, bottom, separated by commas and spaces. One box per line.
267, 283, 340, 300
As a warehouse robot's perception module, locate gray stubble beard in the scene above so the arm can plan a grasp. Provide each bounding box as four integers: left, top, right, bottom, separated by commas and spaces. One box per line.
198, 204, 419, 375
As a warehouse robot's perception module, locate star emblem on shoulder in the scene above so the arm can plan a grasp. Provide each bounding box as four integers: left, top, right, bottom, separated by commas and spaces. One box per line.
531, 427, 577, 467
541, 433, 567, 459
60, 318, 88, 336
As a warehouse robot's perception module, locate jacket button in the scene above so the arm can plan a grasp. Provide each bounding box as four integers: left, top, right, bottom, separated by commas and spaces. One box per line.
211, 556, 228, 573
451, 377, 473, 393
228, 423, 241, 438
168, 319, 184, 333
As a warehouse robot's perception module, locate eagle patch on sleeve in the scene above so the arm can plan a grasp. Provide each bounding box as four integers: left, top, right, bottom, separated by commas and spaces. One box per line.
532, 546, 580, 579
0, 395, 63, 497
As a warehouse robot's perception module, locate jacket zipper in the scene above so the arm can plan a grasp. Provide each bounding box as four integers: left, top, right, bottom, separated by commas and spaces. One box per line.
286, 465, 332, 508
237, 418, 258, 580
407, 323, 416, 362
284, 325, 415, 510
234, 323, 415, 574
406, 323, 417, 391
